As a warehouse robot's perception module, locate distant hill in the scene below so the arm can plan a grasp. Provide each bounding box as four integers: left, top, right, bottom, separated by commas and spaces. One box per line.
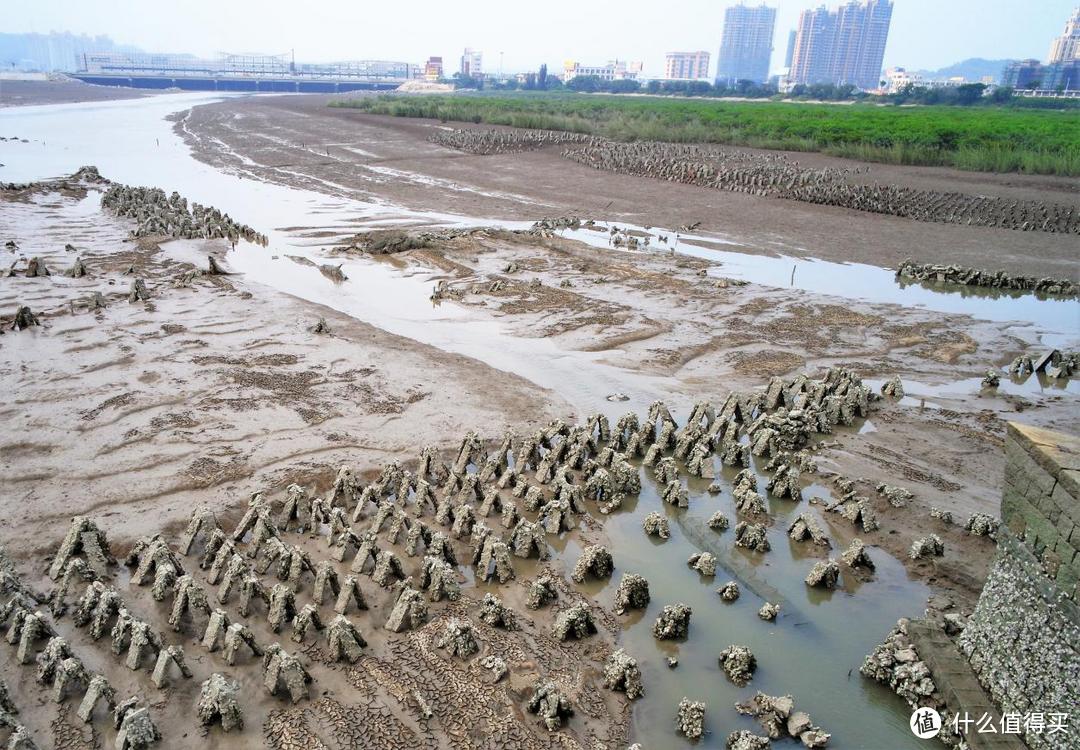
915, 58, 1018, 84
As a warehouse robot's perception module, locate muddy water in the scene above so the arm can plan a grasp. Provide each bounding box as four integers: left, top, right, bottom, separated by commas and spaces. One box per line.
525, 412, 933, 749
865, 374, 1079, 405
556, 223, 1079, 346
1, 95, 675, 410
0, 94, 1040, 748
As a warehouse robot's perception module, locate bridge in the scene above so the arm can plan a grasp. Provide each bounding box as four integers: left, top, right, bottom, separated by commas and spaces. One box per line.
73, 51, 410, 93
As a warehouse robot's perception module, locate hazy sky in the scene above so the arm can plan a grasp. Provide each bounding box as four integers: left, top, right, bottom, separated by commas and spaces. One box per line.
9, 0, 1077, 75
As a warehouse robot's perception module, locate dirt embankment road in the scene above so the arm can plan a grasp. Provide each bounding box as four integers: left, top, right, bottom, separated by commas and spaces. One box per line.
178, 93, 1080, 280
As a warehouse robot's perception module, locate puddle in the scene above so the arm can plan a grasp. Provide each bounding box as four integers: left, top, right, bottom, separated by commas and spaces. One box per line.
590, 452, 931, 748
866, 373, 1078, 404
553, 222, 1079, 342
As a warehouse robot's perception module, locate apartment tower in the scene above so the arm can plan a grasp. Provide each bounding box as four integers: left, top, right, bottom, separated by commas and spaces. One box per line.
1049, 8, 1080, 63
665, 51, 711, 79
715, 3, 777, 85
460, 48, 483, 78
784, 29, 797, 69
790, 0, 893, 90
789, 6, 835, 86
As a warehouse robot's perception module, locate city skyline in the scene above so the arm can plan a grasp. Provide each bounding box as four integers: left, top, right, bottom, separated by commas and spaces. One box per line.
4, 1, 1077, 78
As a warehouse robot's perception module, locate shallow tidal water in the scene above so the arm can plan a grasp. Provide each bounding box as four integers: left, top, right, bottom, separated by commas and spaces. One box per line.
556, 223, 1079, 346
557, 435, 933, 749
1, 93, 1068, 747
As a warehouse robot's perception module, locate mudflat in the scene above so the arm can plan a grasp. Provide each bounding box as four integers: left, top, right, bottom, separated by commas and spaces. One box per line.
0, 79, 152, 108
0, 91, 1076, 750
178, 93, 1079, 278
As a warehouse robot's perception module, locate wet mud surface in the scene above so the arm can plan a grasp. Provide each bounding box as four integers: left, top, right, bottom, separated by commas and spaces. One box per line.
178, 94, 1079, 279
0, 91, 1077, 749
0, 79, 153, 109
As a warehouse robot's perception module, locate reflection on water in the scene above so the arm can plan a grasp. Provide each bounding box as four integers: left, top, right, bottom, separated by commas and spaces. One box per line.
555, 222, 1079, 342
866, 373, 1078, 401
572, 446, 931, 748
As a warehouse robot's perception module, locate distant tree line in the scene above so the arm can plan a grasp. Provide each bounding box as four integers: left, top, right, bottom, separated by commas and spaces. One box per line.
568, 77, 1036, 106
448, 70, 1077, 109
451, 63, 557, 92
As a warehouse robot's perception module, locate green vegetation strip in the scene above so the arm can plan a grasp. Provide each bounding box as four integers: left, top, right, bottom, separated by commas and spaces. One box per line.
331, 94, 1080, 177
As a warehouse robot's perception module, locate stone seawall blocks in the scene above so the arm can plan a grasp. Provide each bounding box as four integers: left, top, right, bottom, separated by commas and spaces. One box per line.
1001, 423, 1080, 594
959, 423, 1080, 750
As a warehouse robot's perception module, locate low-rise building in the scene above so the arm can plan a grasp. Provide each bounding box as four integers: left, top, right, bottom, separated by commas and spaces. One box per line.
460, 48, 482, 78
883, 66, 921, 93
664, 51, 710, 80
885, 67, 996, 94
563, 59, 643, 81
424, 56, 443, 81
1003, 58, 1079, 91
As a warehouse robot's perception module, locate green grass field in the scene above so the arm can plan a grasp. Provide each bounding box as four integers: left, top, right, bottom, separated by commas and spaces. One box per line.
331, 93, 1080, 176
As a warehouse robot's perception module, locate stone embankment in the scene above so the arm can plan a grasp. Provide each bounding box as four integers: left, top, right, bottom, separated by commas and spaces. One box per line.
958, 424, 1079, 750
863, 423, 1079, 750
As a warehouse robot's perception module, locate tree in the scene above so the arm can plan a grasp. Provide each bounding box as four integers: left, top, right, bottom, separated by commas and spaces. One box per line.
836, 83, 856, 100
607, 79, 641, 93
451, 73, 481, 90
538, 64, 548, 89
955, 83, 986, 105
567, 75, 600, 92
988, 86, 1014, 104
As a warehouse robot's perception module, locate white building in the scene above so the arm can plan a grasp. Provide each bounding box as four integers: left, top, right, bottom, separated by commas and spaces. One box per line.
884, 67, 985, 94
563, 59, 643, 81
1049, 8, 1080, 63
460, 48, 483, 78
883, 66, 921, 93
665, 51, 711, 80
